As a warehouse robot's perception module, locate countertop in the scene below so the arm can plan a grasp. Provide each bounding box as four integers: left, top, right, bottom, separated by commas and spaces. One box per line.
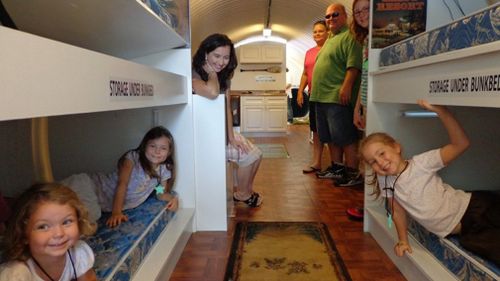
230, 90, 286, 97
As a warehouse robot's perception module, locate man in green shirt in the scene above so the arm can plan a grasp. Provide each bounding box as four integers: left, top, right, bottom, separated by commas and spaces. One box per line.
310, 3, 363, 186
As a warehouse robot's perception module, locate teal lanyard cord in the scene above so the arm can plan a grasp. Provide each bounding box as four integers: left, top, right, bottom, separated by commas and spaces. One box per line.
155, 167, 165, 195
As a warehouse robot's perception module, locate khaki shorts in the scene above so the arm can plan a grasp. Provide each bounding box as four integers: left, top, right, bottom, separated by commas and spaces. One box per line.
226, 133, 262, 167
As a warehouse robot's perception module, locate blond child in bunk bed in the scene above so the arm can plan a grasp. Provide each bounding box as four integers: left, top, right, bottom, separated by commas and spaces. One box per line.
62, 126, 179, 228
0, 183, 97, 281
360, 99, 500, 267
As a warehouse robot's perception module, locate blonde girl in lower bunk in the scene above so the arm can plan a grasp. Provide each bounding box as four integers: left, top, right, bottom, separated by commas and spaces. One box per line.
360, 99, 500, 266
0, 183, 97, 281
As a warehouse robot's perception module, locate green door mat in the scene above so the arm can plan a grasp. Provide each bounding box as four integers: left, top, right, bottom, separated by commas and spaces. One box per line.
254, 143, 289, 159
224, 222, 352, 281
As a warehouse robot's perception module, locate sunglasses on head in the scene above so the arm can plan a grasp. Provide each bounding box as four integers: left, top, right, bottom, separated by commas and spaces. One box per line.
325, 12, 340, 19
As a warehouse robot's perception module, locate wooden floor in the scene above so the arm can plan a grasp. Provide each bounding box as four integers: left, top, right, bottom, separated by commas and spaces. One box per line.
169, 124, 407, 281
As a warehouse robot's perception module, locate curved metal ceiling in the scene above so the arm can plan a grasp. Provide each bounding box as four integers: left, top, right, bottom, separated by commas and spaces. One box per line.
191, 0, 353, 84
191, 0, 352, 47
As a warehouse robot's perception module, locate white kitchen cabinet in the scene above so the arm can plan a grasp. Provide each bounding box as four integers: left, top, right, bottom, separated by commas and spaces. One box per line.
239, 45, 262, 63
261, 45, 284, 62
241, 96, 287, 132
239, 44, 284, 63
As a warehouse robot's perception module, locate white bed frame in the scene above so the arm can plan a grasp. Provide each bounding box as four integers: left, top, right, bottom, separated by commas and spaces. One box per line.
0, 1, 229, 280
365, 36, 500, 281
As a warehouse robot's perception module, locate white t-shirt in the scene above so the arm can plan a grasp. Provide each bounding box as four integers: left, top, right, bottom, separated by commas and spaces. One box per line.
379, 149, 471, 237
0, 240, 94, 281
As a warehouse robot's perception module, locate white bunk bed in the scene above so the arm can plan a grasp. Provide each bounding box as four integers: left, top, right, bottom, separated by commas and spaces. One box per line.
0, 1, 201, 280
366, 4, 500, 281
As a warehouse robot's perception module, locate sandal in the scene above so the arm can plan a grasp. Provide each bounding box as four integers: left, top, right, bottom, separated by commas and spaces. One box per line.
234, 192, 262, 207
302, 166, 321, 174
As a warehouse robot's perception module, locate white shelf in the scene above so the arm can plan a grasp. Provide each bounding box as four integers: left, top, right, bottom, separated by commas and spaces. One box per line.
0, 26, 187, 121
365, 206, 458, 281
2, 0, 188, 59
371, 40, 500, 108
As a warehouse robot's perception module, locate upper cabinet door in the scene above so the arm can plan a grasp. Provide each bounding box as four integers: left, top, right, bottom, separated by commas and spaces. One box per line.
239, 45, 262, 63
261, 45, 284, 63
239, 44, 284, 63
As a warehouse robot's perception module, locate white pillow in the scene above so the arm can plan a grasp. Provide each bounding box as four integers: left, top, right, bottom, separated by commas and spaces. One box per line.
60, 173, 101, 223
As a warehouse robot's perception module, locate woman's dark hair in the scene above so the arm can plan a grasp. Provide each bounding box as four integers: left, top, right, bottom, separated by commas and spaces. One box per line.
192, 33, 238, 92
119, 126, 175, 188
350, 0, 369, 44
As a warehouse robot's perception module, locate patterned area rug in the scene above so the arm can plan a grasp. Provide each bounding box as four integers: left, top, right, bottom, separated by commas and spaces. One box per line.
254, 143, 289, 159
224, 222, 352, 281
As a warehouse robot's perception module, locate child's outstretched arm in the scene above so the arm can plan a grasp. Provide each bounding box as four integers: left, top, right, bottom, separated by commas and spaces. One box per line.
391, 197, 413, 256
418, 99, 470, 166
107, 159, 134, 228
157, 180, 179, 211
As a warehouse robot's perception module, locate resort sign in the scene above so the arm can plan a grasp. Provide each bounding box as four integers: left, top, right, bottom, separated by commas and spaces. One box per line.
372, 0, 427, 48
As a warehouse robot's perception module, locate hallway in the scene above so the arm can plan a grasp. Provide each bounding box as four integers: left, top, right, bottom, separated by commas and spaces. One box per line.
169, 124, 406, 281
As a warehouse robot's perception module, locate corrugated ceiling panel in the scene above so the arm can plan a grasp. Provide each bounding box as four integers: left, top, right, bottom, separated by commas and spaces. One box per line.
191, 0, 354, 84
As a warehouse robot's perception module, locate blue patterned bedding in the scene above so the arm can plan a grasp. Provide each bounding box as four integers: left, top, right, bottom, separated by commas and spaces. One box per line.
85, 196, 175, 281
379, 4, 500, 67
408, 220, 499, 281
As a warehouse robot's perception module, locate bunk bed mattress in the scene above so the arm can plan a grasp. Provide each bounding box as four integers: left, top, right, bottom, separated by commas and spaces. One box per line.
85, 196, 174, 281
379, 4, 500, 67
408, 220, 499, 281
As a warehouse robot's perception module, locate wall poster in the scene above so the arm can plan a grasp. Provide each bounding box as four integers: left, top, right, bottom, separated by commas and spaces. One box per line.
371, 0, 427, 48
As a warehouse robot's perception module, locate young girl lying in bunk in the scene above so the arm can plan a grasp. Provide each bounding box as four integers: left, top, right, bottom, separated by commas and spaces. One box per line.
0, 183, 97, 281
63, 126, 179, 228
360, 99, 500, 266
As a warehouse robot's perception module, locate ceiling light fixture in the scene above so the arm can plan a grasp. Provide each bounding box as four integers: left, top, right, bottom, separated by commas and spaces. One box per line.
263, 0, 272, 37
263, 28, 272, 37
